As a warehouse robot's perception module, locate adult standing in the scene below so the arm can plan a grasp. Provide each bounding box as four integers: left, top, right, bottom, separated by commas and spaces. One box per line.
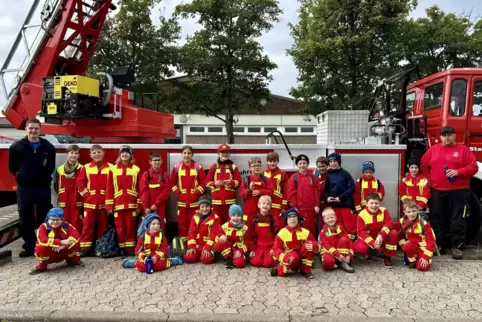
421, 126, 477, 259
8, 119, 56, 257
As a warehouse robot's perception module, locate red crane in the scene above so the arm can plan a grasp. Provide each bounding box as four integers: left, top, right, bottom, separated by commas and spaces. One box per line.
0, 0, 175, 143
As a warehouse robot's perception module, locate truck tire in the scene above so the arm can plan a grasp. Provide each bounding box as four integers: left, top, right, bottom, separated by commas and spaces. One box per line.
467, 191, 482, 244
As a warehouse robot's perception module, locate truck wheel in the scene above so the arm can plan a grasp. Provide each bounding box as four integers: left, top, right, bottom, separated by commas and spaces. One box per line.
467, 191, 482, 244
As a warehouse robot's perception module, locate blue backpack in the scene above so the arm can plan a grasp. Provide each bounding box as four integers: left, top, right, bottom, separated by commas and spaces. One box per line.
95, 227, 123, 258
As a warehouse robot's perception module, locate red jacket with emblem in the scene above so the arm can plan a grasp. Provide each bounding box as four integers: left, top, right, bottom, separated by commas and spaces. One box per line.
139, 168, 170, 211
356, 207, 394, 248
353, 175, 385, 212
264, 167, 289, 211
77, 161, 113, 209
170, 161, 206, 208
240, 174, 274, 220
135, 230, 169, 261
36, 222, 80, 249
421, 143, 477, 191
398, 216, 436, 260
105, 163, 141, 212
249, 213, 278, 251
55, 163, 83, 209
206, 161, 242, 206
216, 222, 251, 254
318, 224, 351, 258
186, 211, 220, 251
286, 171, 321, 210
398, 174, 431, 209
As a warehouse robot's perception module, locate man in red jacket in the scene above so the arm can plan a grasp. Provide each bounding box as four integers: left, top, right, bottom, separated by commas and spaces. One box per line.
421, 126, 478, 259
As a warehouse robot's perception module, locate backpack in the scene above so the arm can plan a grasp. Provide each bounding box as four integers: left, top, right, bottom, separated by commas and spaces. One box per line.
94, 227, 123, 258
169, 236, 186, 258
244, 174, 267, 189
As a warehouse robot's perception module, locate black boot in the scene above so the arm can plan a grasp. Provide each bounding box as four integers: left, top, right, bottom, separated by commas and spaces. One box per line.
80, 250, 90, 258
225, 257, 234, 268
19, 250, 34, 258
339, 261, 355, 273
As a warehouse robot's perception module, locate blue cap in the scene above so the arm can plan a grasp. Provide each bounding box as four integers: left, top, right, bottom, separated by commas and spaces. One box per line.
137, 213, 162, 238
229, 204, 242, 217
283, 208, 304, 225
45, 207, 64, 222
328, 153, 341, 165
362, 161, 375, 173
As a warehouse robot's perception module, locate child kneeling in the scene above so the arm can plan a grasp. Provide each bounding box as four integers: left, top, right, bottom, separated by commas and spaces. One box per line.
399, 200, 435, 271
319, 207, 354, 273
214, 204, 251, 269
271, 208, 319, 279
249, 195, 278, 268
31, 208, 84, 275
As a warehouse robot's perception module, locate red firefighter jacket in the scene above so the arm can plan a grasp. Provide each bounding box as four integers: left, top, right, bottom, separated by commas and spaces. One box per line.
354, 176, 385, 212
249, 213, 278, 251
139, 168, 170, 212
357, 207, 394, 248
272, 226, 319, 263
216, 222, 251, 254
106, 163, 141, 212
240, 174, 274, 222
170, 161, 206, 208
318, 224, 351, 257
398, 174, 431, 209
206, 161, 242, 206
287, 171, 321, 210
36, 222, 80, 249
77, 161, 113, 210
264, 167, 289, 211
55, 163, 83, 209
398, 216, 436, 261
135, 230, 168, 262
187, 211, 220, 251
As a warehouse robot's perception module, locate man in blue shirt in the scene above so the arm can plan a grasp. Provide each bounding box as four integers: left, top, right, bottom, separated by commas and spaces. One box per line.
8, 119, 56, 257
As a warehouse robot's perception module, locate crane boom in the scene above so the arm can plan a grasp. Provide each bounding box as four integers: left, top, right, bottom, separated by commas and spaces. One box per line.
0, 0, 175, 143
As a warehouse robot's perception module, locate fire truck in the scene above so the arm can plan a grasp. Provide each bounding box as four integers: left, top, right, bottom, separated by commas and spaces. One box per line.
0, 0, 481, 248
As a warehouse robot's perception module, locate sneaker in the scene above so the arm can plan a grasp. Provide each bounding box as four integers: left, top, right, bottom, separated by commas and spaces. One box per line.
452, 248, 463, 260
225, 257, 234, 269
301, 272, 314, 279
66, 261, 85, 267
80, 250, 90, 258
383, 256, 393, 268
170, 257, 184, 266
270, 267, 278, 277
339, 261, 355, 273
408, 263, 416, 269
122, 259, 136, 269
19, 250, 34, 258
29, 267, 46, 275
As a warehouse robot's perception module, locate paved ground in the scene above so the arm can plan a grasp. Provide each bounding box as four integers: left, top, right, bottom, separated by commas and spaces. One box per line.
0, 205, 18, 227
1, 240, 482, 321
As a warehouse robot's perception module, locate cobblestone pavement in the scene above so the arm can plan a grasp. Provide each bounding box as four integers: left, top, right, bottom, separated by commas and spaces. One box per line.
1, 240, 482, 321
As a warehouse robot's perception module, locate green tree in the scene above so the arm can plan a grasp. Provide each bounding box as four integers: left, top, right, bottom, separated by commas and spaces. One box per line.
288, 0, 416, 115
88, 0, 180, 84
171, 0, 281, 144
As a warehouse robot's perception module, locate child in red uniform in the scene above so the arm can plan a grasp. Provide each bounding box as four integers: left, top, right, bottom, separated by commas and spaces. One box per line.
271, 208, 319, 279
314, 156, 329, 234
214, 204, 250, 269
139, 152, 170, 232
30, 208, 84, 275
54, 144, 83, 232
353, 193, 399, 267
240, 157, 273, 225
249, 195, 278, 268
354, 161, 386, 213
398, 200, 436, 271
318, 207, 354, 273
263, 152, 289, 230
399, 158, 431, 211
184, 197, 220, 264
287, 154, 321, 236
170, 146, 206, 246
106, 146, 141, 256
206, 144, 242, 224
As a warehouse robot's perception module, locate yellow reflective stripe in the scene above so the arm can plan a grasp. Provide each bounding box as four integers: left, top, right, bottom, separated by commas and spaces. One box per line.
422, 247, 433, 257
399, 239, 407, 246
149, 184, 160, 188
127, 189, 137, 197
355, 205, 362, 211
172, 186, 178, 192
114, 190, 123, 198
105, 200, 114, 205
364, 237, 374, 245
279, 253, 285, 263
401, 195, 410, 201
89, 191, 96, 195
58, 188, 66, 193
206, 240, 214, 246
416, 196, 428, 203
272, 204, 281, 209
58, 202, 66, 207
282, 200, 288, 205
385, 244, 397, 250
197, 186, 204, 194
187, 240, 196, 245
221, 248, 231, 256
382, 227, 390, 235
79, 189, 88, 196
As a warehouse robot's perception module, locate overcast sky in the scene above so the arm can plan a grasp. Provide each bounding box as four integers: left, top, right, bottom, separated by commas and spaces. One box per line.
0, 0, 480, 112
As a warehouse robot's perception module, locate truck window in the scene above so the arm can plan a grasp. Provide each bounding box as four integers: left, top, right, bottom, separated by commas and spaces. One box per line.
423, 82, 443, 111
473, 81, 482, 116
449, 79, 467, 117
406, 92, 415, 113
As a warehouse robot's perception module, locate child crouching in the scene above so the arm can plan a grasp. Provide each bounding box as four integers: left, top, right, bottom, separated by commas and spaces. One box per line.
399, 200, 436, 271
271, 208, 319, 279
214, 204, 251, 269
319, 207, 354, 273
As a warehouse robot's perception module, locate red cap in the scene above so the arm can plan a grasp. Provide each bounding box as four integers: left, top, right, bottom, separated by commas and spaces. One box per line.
218, 144, 231, 152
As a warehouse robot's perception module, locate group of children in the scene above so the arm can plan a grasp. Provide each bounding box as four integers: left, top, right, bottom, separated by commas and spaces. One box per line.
31, 143, 436, 277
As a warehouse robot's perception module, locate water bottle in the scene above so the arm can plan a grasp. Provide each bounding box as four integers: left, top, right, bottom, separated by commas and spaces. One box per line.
145, 256, 153, 274
444, 166, 455, 182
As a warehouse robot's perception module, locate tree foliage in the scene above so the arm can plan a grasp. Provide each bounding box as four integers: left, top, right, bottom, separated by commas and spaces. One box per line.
88, 0, 180, 84
170, 0, 281, 143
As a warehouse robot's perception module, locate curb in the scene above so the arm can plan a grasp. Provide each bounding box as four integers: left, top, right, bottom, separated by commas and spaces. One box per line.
1, 310, 482, 322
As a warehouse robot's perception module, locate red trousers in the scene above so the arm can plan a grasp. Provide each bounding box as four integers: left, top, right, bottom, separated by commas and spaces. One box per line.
333, 208, 357, 239
114, 209, 137, 251
61, 205, 82, 233
352, 230, 399, 257
214, 241, 246, 268
34, 243, 81, 270
135, 258, 170, 272
271, 208, 284, 231
250, 248, 276, 268
212, 205, 230, 224
299, 208, 316, 236
178, 206, 198, 241
80, 208, 108, 251
183, 249, 215, 264
276, 245, 315, 276
402, 241, 432, 271
321, 236, 353, 270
